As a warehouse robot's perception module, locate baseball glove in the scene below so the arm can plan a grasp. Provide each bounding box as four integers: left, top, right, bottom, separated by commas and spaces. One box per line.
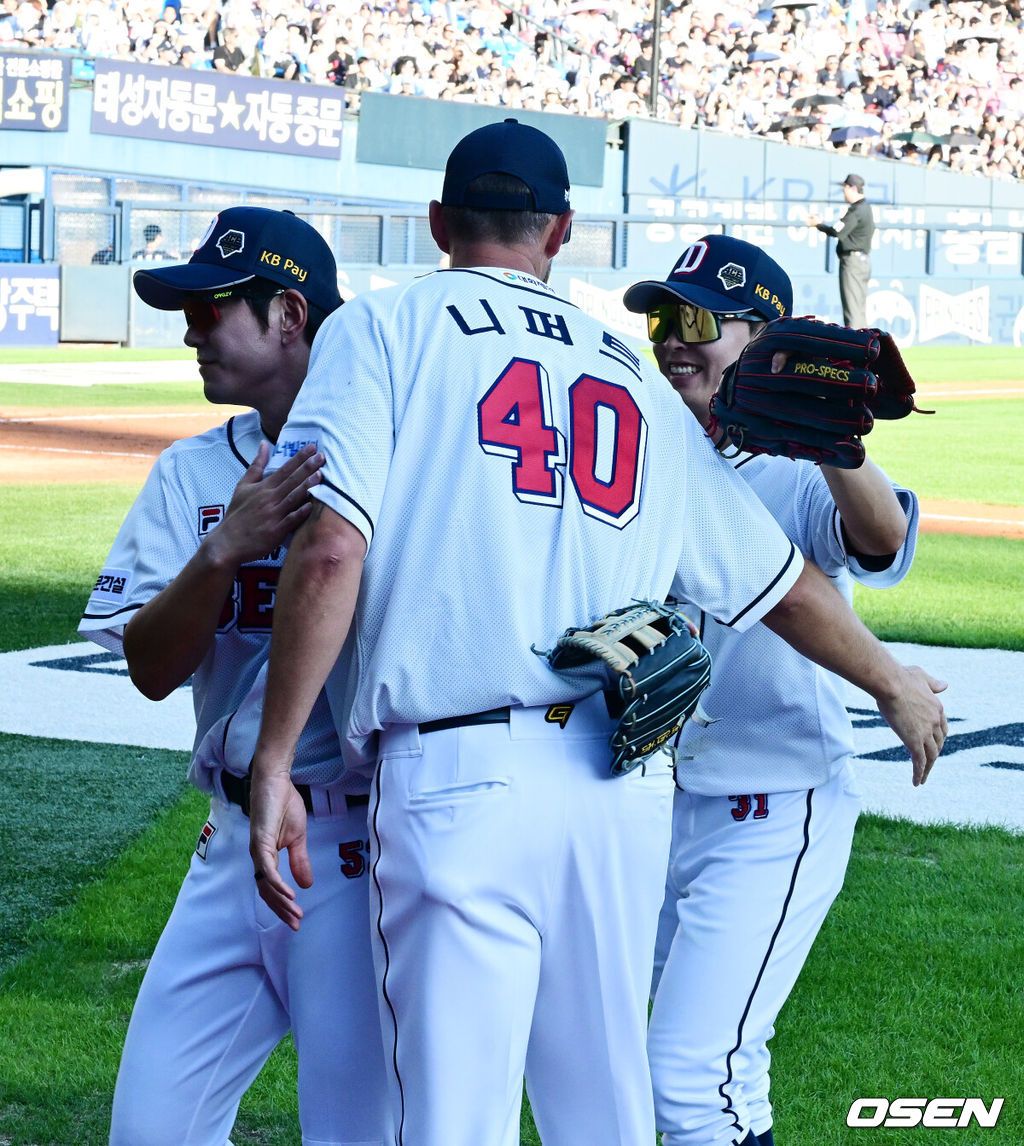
542, 601, 712, 776
710, 316, 931, 469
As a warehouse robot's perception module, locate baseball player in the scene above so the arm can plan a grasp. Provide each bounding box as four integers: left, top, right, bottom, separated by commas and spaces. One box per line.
245, 121, 945, 1146
78, 207, 391, 1146
625, 235, 922, 1146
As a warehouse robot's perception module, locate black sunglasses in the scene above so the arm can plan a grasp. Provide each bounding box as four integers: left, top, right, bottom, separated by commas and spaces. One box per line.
183, 286, 285, 332
646, 302, 760, 345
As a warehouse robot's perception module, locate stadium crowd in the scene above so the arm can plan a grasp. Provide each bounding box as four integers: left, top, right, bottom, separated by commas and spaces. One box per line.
3, 0, 1023, 180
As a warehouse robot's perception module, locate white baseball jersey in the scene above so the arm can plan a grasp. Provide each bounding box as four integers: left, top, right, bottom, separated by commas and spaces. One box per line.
274, 267, 805, 771
82, 413, 388, 1145
191, 653, 368, 790
672, 450, 919, 795
649, 453, 916, 1146
79, 411, 283, 765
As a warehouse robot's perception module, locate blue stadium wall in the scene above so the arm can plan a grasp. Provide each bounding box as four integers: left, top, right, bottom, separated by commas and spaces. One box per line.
4, 86, 1024, 347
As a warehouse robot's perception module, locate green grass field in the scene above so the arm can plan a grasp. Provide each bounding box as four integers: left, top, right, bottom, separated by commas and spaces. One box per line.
0, 346, 1021, 1144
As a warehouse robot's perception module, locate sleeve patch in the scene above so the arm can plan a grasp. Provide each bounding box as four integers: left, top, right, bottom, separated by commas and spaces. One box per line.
269, 437, 320, 473
90, 567, 133, 602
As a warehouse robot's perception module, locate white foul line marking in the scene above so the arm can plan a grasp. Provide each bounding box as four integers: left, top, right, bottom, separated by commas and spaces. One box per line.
923, 512, 1022, 527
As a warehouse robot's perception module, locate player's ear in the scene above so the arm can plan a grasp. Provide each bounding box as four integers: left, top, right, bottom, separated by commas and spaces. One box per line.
428, 200, 450, 254
544, 210, 573, 258
278, 289, 308, 345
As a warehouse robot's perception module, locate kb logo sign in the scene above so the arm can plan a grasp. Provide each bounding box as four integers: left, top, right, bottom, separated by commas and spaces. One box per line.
847, 1098, 1004, 1128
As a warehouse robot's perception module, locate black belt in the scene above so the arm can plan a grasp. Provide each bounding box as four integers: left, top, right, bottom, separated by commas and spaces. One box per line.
419, 707, 511, 735
220, 770, 370, 817
419, 695, 622, 735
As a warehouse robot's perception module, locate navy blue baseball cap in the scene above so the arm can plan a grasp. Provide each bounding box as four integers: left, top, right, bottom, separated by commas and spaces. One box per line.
623, 234, 792, 321
133, 207, 342, 313
441, 118, 571, 215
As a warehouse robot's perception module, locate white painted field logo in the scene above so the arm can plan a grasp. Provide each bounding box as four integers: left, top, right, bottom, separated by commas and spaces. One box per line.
847, 1098, 1003, 1128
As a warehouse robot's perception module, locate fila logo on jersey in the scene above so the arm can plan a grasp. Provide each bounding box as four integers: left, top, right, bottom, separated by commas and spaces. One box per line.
545, 704, 574, 728
847, 1098, 1003, 1128
195, 820, 217, 861
198, 505, 225, 536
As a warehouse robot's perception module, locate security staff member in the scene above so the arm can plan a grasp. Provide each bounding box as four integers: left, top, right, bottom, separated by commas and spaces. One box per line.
808, 172, 875, 328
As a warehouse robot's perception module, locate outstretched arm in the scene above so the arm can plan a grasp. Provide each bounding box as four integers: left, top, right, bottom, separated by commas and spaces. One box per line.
763, 561, 947, 786
247, 500, 366, 929
123, 442, 322, 699
820, 456, 909, 558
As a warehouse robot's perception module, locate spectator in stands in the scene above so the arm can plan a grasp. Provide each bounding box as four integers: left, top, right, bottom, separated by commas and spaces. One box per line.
388, 55, 422, 94
9, 0, 1024, 182
261, 13, 295, 76
344, 54, 382, 92
816, 54, 842, 87
285, 23, 312, 78
212, 24, 245, 72
138, 18, 178, 63
9, 0, 44, 44
501, 75, 525, 108
328, 36, 353, 84
925, 90, 955, 138
418, 59, 448, 98
132, 224, 177, 262
588, 70, 616, 115
305, 37, 332, 83
176, 1, 215, 55
0, 0, 17, 43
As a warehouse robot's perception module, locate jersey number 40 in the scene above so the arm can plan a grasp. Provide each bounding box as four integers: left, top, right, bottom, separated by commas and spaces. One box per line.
477, 357, 647, 530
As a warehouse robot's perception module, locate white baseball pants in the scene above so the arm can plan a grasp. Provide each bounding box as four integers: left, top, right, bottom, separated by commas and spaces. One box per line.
109, 794, 391, 1146
647, 762, 861, 1146
369, 695, 675, 1146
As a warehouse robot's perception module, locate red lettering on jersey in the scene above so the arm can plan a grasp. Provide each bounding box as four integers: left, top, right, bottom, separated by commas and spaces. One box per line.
730, 794, 750, 821
729, 794, 770, 821
478, 358, 566, 504
217, 565, 280, 632
236, 566, 279, 630
339, 839, 368, 879
568, 376, 645, 527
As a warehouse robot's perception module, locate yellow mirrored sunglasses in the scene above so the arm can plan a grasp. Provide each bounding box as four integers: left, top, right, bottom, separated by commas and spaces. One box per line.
646, 302, 758, 344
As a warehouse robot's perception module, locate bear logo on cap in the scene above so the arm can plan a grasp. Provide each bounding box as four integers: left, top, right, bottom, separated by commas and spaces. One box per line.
216, 230, 245, 258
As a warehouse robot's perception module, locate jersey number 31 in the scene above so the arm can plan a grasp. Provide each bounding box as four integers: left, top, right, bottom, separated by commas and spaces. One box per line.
477, 357, 647, 530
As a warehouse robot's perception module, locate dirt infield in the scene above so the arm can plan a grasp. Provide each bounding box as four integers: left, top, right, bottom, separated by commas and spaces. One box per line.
1, 405, 1022, 538
0, 407, 245, 487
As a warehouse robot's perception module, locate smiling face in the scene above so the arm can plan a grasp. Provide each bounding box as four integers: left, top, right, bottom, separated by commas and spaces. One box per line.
652, 314, 761, 432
